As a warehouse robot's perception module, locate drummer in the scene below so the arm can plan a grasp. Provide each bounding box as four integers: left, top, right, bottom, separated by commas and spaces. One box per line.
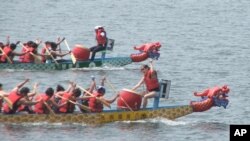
132, 60, 160, 108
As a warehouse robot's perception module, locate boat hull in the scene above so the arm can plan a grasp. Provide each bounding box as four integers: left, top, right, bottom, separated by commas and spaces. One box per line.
0, 105, 193, 124
0, 57, 132, 70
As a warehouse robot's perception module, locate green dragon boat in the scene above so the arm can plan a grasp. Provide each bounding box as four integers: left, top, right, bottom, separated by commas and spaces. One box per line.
0, 57, 133, 71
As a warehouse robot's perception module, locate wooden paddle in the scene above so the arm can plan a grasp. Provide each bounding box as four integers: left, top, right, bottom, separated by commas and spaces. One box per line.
56, 94, 90, 112
20, 43, 42, 64
43, 44, 59, 65
43, 101, 56, 115
64, 40, 77, 64
0, 47, 13, 64
105, 79, 133, 111
77, 85, 111, 109
0, 93, 13, 109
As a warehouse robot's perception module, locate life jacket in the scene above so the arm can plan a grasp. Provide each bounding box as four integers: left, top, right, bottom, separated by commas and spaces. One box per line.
96, 28, 107, 45
0, 46, 12, 63
58, 92, 75, 113
88, 91, 103, 112
22, 47, 35, 63
3, 90, 23, 114
144, 70, 160, 91
33, 94, 51, 114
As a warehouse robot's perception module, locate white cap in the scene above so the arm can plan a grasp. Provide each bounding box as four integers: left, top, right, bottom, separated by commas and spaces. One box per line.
95, 26, 103, 30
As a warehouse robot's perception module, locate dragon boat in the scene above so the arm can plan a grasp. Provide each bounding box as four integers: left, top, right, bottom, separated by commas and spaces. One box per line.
0, 80, 229, 124
0, 57, 133, 71
0, 39, 158, 71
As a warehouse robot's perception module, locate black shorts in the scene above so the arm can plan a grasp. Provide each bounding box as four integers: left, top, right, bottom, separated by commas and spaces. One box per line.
148, 87, 160, 92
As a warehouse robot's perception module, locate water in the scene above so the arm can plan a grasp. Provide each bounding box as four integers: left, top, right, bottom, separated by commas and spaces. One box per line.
1, 0, 250, 140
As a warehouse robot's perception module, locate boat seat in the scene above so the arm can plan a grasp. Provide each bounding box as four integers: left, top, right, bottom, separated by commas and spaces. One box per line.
153, 79, 171, 109
101, 38, 115, 59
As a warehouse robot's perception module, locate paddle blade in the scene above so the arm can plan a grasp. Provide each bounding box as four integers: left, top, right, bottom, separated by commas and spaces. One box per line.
43, 101, 55, 115
78, 104, 90, 112
71, 53, 77, 64
34, 55, 43, 64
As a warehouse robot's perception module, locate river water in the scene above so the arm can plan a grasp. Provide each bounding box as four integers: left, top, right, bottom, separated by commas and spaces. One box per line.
0, 0, 250, 141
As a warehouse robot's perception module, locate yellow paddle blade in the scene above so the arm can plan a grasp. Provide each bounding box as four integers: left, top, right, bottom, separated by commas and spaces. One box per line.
77, 103, 90, 112
64, 40, 77, 64
34, 55, 43, 64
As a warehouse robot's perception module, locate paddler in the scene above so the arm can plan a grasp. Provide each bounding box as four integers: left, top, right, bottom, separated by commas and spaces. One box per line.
2, 79, 41, 114
21, 41, 48, 63
33, 87, 64, 114
43, 41, 71, 63
41, 37, 65, 63
0, 42, 28, 63
56, 82, 82, 113
132, 60, 160, 108
87, 76, 119, 113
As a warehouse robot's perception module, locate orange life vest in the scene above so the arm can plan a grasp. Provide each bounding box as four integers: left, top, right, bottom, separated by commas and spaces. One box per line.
144, 70, 160, 91
22, 47, 35, 63
0, 46, 12, 63
33, 94, 51, 114
96, 28, 107, 45
58, 93, 75, 113
3, 90, 23, 114
88, 92, 103, 112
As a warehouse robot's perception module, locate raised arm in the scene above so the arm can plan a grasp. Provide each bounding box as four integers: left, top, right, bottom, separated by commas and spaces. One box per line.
89, 76, 97, 93
56, 37, 65, 46
13, 79, 29, 91
149, 59, 154, 71
27, 83, 39, 98
100, 76, 106, 87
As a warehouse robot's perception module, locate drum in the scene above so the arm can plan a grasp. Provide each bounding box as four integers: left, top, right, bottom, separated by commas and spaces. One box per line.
117, 88, 142, 111
72, 44, 90, 61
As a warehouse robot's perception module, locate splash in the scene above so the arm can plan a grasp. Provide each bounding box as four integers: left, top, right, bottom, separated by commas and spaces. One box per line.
118, 117, 187, 126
